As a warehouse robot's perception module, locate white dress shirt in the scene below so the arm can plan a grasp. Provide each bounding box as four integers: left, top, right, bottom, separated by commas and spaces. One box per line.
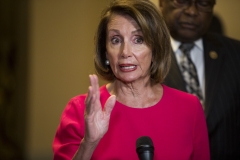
170, 37, 205, 99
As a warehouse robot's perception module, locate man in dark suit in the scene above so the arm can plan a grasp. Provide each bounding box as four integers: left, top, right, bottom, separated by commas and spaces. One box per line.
159, 0, 240, 159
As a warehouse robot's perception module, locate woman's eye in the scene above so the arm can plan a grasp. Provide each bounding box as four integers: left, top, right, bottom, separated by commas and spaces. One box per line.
111, 37, 121, 44
134, 37, 144, 44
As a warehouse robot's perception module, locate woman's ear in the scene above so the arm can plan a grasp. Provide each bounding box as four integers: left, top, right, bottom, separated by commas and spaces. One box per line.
105, 52, 110, 65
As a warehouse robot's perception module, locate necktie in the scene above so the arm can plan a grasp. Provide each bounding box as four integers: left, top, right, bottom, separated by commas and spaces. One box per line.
179, 43, 204, 106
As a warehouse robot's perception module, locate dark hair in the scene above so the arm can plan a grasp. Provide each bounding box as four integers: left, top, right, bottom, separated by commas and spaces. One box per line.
94, 0, 171, 83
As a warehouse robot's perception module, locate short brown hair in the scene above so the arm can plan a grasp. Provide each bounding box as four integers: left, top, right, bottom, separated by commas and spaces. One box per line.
94, 0, 171, 83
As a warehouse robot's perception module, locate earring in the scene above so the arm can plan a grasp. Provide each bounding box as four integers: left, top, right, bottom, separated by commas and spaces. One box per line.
105, 60, 109, 65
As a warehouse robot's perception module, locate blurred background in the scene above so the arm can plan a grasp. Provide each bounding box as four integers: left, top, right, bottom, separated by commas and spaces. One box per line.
0, 0, 239, 159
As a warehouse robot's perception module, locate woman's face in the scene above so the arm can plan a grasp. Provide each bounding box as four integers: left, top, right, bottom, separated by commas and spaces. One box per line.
106, 14, 152, 83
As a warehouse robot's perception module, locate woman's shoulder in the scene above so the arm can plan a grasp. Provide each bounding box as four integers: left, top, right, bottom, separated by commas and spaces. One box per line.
163, 84, 197, 100
60, 85, 108, 120
161, 84, 204, 118
66, 85, 109, 109
69, 85, 107, 101
162, 84, 202, 109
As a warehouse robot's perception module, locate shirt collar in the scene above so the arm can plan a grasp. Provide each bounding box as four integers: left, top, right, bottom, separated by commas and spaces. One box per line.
170, 37, 203, 52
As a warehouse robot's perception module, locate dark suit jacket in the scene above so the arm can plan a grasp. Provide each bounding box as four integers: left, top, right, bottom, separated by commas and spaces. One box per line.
164, 33, 240, 160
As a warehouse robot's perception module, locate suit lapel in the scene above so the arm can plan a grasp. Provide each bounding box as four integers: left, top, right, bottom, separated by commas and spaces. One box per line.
203, 34, 226, 118
164, 50, 187, 92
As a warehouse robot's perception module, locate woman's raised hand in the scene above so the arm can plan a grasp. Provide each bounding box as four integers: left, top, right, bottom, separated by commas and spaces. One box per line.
84, 74, 116, 145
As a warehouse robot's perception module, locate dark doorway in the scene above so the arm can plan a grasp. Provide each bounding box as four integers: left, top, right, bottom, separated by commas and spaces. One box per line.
0, 0, 29, 159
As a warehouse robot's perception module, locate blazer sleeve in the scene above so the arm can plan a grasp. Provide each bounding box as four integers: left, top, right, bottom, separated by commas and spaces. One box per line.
52, 95, 86, 160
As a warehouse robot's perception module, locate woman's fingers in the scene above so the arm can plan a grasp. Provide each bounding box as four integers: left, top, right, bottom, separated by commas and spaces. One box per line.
91, 74, 100, 99
87, 74, 116, 116
84, 74, 116, 143
85, 74, 99, 114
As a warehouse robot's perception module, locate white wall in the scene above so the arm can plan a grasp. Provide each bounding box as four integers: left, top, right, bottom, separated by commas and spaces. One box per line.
26, 0, 240, 159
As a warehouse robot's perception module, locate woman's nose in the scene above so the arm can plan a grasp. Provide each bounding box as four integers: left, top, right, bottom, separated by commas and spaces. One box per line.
121, 42, 132, 58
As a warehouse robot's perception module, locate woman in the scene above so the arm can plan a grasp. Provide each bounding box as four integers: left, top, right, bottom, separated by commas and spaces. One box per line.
53, 0, 210, 159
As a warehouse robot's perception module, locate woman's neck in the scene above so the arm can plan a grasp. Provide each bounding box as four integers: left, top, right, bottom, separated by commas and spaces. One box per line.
106, 80, 163, 108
